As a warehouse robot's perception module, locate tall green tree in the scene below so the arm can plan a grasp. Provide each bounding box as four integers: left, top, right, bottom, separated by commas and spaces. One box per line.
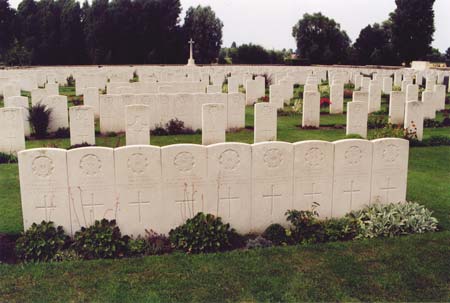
292, 13, 350, 64
183, 5, 223, 64
390, 0, 435, 64
354, 23, 396, 66
445, 47, 450, 61
0, 0, 16, 59
58, 0, 86, 64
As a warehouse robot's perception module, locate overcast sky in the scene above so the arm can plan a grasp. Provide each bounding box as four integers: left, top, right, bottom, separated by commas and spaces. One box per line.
8, 0, 450, 52
179, 0, 450, 52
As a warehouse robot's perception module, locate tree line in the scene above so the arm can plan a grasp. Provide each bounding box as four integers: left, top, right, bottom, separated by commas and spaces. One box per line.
0, 0, 223, 65
0, 0, 449, 66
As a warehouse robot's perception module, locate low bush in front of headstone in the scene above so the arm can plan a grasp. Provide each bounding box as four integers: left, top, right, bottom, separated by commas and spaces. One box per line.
168, 212, 236, 254
53, 127, 70, 139
150, 119, 196, 136
262, 224, 291, 246
245, 236, 273, 249
349, 202, 439, 239
0, 152, 18, 164
127, 230, 172, 257
72, 219, 129, 260
28, 103, 52, 139
15, 221, 71, 262
68, 142, 95, 150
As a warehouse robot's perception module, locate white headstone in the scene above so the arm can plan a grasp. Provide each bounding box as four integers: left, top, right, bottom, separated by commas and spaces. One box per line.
330, 84, 344, 114
389, 91, 406, 125
115, 145, 162, 236
254, 102, 277, 143
0, 107, 25, 154
69, 106, 95, 146
332, 139, 373, 217
126, 104, 150, 145
404, 101, 424, 141
246, 79, 265, 105
5, 96, 30, 137
227, 93, 245, 129
382, 77, 393, 94
406, 84, 419, 102
18, 148, 72, 233
346, 101, 368, 138
252, 142, 293, 232
434, 85, 446, 111
293, 141, 334, 218
206, 143, 252, 233
302, 91, 320, 128
371, 138, 409, 204
368, 83, 381, 113
207, 85, 222, 94
202, 103, 226, 145
421, 91, 436, 119
161, 144, 207, 232
67, 147, 116, 231
83, 87, 100, 118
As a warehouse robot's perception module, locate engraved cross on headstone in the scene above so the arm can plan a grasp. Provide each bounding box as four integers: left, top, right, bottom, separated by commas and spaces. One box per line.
380, 176, 396, 203
304, 182, 322, 206
343, 180, 360, 210
36, 194, 56, 221
82, 193, 104, 224
263, 184, 282, 215
129, 191, 151, 223
219, 186, 239, 218
175, 189, 196, 219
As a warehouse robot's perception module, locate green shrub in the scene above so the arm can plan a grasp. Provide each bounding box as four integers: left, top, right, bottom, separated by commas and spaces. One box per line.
0, 152, 18, 164
145, 229, 172, 255
127, 237, 149, 257
322, 218, 357, 242
15, 221, 70, 262
72, 219, 129, 259
245, 236, 273, 249
169, 213, 235, 254
28, 103, 52, 139
262, 224, 290, 245
51, 249, 82, 262
367, 115, 388, 129
166, 118, 195, 135
368, 124, 405, 140
348, 202, 439, 239
66, 75, 75, 87
151, 124, 169, 136
53, 127, 70, 138
285, 208, 324, 244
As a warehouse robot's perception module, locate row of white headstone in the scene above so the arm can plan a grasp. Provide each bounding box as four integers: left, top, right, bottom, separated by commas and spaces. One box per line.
18, 138, 409, 236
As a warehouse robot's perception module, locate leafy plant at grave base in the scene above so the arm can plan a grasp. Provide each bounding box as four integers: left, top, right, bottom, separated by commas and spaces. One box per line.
66, 75, 75, 87
0, 152, 18, 164
258, 96, 269, 103
320, 97, 331, 108
51, 249, 82, 262
368, 124, 405, 140
423, 119, 442, 128
321, 218, 357, 242
262, 224, 290, 246
245, 236, 273, 249
343, 89, 353, 99
28, 103, 52, 139
126, 236, 150, 257
165, 118, 195, 135
68, 143, 95, 150
168, 212, 235, 254
445, 97, 449, 105
367, 115, 388, 129
151, 124, 169, 136
347, 202, 439, 239
72, 219, 129, 260
292, 99, 302, 113
144, 229, 172, 255
15, 221, 71, 263
285, 206, 325, 244
53, 127, 70, 139
392, 85, 401, 92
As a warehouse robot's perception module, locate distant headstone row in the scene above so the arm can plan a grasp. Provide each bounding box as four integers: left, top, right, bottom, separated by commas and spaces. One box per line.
19, 138, 409, 236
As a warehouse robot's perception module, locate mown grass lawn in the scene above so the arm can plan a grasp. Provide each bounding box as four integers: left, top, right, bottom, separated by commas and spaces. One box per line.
0, 85, 449, 301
